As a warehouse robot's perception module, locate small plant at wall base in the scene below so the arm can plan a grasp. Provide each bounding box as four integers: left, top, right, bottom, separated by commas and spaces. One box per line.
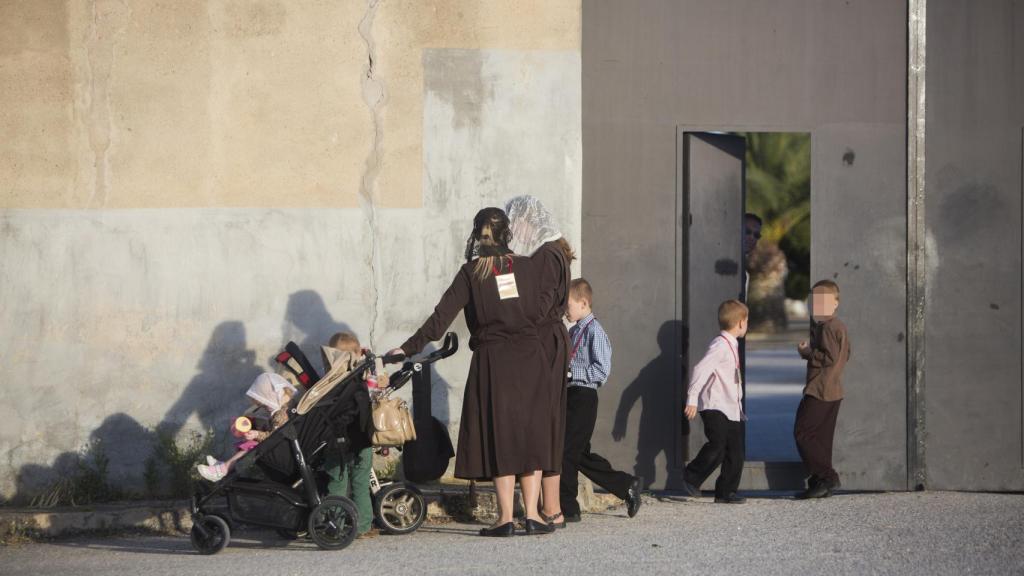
373, 453, 400, 483
145, 428, 215, 499
30, 439, 123, 508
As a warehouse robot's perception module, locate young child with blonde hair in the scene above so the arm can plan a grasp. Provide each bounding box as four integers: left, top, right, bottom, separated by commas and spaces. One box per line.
682, 299, 749, 504
197, 372, 297, 482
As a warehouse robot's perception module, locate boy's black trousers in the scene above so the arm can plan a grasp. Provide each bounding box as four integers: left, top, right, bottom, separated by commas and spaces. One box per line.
793, 395, 842, 484
560, 386, 635, 516
683, 409, 745, 498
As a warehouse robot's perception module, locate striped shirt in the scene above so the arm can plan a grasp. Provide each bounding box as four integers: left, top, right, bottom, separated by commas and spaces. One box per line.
568, 314, 612, 389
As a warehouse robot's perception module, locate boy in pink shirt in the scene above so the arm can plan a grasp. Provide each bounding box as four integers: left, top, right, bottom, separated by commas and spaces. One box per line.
682, 299, 748, 504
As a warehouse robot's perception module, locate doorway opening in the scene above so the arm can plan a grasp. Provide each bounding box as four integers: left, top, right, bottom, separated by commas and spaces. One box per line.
738, 132, 811, 462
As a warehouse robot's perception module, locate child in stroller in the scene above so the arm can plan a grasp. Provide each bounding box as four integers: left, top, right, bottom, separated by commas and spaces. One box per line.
188, 334, 457, 554
197, 373, 297, 482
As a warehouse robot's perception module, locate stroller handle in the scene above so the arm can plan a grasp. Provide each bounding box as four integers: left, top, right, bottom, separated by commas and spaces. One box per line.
383, 332, 459, 393
382, 332, 459, 365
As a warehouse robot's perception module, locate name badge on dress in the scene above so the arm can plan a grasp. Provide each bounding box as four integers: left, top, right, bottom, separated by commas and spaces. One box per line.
495, 272, 520, 300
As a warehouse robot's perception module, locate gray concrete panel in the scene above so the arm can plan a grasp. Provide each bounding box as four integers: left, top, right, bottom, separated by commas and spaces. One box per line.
584, 0, 908, 490
812, 124, 907, 490
923, 0, 1024, 491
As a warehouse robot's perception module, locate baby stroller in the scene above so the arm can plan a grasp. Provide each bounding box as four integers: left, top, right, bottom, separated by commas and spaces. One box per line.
188, 334, 458, 554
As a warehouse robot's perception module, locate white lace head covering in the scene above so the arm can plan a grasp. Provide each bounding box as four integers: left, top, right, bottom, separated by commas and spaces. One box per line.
504, 195, 563, 256
245, 373, 297, 413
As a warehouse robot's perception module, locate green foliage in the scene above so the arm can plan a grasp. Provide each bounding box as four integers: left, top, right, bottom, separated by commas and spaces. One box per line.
780, 220, 811, 299
30, 439, 122, 508
373, 454, 400, 483
144, 428, 215, 499
741, 132, 812, 300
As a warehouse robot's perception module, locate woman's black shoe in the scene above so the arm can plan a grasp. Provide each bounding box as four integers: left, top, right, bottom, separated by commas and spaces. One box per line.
479, 522, 516, 537
523, 518, 555, 535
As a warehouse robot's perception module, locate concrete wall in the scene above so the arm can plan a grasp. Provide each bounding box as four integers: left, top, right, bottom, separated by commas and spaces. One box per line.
583, 0, 908, 490
0, 0, 581, 500
923, 0, 1024, 491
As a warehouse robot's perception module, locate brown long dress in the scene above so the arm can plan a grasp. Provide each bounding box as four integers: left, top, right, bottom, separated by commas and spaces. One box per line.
401, 256, 554, 480
533, 241, 571, 475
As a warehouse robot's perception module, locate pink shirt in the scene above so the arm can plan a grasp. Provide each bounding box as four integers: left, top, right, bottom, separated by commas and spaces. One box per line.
686, 331, 745, 422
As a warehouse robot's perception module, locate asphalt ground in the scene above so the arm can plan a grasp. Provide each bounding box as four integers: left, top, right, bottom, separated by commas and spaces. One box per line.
3, 491, 1022, 576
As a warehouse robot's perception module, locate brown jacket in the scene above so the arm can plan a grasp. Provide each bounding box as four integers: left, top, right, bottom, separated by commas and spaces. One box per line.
802, 316, 851, 401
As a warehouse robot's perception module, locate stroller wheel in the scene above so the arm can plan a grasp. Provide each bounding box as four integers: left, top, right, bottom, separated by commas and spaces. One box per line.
307, 496, 358, 550
190, 515, 230, 555
374, 483, 426, 535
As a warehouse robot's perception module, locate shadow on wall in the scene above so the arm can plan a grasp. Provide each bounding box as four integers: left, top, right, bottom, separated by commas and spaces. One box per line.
159, 321, 262, 455
612, 320, 687, 490
6, 291, 370, 505
10, 414, 154, 506
281, 290, 353, 375
8, 321, 262, 505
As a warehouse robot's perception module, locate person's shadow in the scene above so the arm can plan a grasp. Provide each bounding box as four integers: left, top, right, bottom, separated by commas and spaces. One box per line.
158, 321, 262, 455
11, 413, 155, 506
612, 320, 687, 490
280, 290, 354, 375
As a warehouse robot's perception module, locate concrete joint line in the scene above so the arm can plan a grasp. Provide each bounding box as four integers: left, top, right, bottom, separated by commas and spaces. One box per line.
906, 0, 928, 491
358, 0, 386, 349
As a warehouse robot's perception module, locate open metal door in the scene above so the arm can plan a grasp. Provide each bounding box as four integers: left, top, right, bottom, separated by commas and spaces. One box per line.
675, 132, 747, 486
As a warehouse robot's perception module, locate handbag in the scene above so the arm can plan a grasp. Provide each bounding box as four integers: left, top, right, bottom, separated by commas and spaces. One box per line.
371, 392, 417, 446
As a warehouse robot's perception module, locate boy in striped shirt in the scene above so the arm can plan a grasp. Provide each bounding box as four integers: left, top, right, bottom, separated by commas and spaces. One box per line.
560, 278, 642, 523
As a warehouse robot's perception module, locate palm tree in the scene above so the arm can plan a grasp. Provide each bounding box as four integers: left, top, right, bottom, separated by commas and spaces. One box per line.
742, 132, 811, 332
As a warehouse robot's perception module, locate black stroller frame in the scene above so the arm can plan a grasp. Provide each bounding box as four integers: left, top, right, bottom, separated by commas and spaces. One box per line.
188, 333, 458, 554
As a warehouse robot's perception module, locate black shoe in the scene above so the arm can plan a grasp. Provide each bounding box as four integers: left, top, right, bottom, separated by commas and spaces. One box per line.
564, 512, 582, 523
523, 518, 555, 535
681, 480, 701, 497
479, 522, 515, 537
625, 476, 643, 518
714, 493, 746, 504
798, 482, 831, 500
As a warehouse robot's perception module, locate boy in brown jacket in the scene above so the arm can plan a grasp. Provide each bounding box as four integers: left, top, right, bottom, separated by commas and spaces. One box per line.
794, 279, 851, 499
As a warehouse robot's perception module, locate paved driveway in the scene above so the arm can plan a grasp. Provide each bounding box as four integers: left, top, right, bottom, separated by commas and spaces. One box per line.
3, 492, 1022, 576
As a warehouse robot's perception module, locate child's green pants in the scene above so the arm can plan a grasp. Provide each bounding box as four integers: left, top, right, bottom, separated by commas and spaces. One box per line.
325, 446, 373, 534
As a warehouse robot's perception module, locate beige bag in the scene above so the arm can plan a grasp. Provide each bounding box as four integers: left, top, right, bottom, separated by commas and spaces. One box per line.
372, 394, 417, 446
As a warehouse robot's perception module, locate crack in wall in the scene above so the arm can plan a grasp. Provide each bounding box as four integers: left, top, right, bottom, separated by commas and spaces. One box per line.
358, 0, 385, 349
84, 0, 128, 209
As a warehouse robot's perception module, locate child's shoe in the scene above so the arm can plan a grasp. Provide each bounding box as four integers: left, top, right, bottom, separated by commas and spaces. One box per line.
205, 455, 218, 466
197, 462, 228, 482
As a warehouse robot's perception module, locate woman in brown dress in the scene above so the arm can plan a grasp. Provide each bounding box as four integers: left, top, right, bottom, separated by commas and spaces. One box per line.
506, 196, 574, 528
391, 208, 556, 537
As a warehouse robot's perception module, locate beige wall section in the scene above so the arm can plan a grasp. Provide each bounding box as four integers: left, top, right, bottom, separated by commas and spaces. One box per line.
0, 0, 579, 209
0, 0, 74, 207
372, 0, 580, 207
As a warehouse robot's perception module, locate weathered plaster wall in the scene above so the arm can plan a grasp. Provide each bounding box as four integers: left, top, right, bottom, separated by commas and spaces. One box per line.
0, 0, 580, 500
